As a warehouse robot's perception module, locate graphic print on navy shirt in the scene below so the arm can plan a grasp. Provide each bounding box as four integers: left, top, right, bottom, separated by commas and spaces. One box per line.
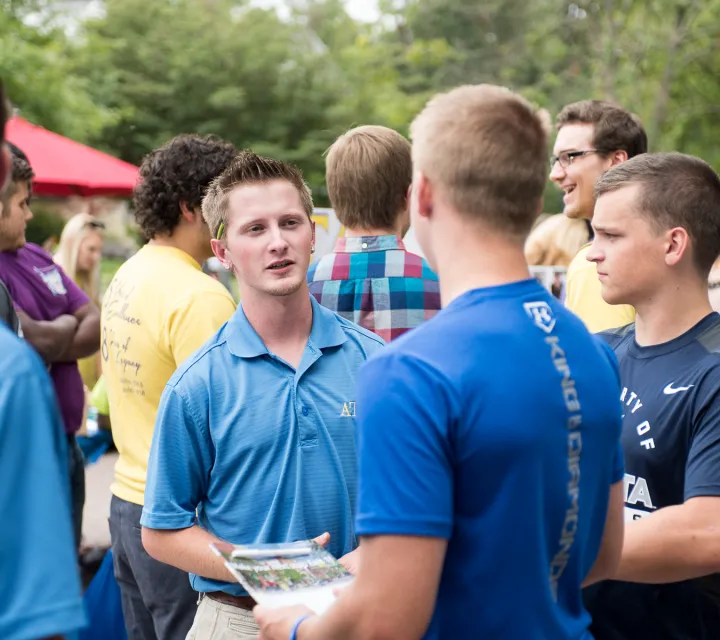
586, 313, 720, 639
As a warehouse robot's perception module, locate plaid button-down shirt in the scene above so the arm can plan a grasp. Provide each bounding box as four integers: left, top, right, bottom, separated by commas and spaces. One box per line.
307, 235, 441, 341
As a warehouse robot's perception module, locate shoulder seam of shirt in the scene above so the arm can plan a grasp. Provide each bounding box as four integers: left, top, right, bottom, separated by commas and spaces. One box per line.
167, 337, 229, 388
165, 383, 208, 439
338, 320, 386, 347
378, 346, 462, 415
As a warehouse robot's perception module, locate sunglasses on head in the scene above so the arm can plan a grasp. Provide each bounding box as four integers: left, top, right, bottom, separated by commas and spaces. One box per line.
85, 220, 106, 230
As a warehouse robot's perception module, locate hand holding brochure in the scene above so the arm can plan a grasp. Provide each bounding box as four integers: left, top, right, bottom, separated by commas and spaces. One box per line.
209, 540, 353, 614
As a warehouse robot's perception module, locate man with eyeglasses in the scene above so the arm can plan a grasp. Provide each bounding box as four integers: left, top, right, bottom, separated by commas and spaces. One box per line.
550, 100, 647, 332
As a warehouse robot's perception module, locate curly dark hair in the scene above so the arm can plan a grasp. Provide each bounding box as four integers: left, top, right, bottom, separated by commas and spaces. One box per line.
11, 153, 34, 184
1, 148, 34, 212
133, 134, 238, 240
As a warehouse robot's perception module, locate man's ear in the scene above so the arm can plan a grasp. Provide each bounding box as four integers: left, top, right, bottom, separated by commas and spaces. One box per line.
415, 172, 433, 220
210, 239, 233, 270
179, 201, 197, 223
665, 227, 690, 268
610, 150, 629, 167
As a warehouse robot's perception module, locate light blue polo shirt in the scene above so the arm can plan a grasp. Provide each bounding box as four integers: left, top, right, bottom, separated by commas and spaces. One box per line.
141, 295, 385, 595
0, 324, 86, 640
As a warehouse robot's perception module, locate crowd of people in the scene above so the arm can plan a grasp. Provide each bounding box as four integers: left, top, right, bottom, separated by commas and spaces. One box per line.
2, 75, 720, 640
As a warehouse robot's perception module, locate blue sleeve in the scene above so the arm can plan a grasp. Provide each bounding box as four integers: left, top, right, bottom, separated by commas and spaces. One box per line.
355, 351, 456, 539
141, 384, 212, 529
0, 343, 86, 640
685, 388, 720, 500
612, 442, 625, 484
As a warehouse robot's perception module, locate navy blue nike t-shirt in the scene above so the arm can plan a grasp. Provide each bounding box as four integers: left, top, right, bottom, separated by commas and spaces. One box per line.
585, 313, 720, 639
355, 279, 624, 639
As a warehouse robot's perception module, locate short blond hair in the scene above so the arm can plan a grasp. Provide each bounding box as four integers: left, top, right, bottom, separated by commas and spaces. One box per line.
410, 84, 550, 238
325, 125, 412, 230
203, 151, 313, 239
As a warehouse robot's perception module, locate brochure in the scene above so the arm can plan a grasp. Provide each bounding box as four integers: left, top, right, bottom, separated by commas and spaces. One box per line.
209, 540, 353, 614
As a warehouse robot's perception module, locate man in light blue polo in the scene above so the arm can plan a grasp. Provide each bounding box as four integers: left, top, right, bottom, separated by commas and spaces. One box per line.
140, 151, 384, 640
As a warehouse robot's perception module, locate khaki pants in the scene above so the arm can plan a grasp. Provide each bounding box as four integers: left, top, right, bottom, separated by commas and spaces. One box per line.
186, 595, 260, 640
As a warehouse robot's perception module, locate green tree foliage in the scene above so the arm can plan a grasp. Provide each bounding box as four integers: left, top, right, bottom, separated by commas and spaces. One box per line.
2, 0, 720, 208
0, 1, 114, 141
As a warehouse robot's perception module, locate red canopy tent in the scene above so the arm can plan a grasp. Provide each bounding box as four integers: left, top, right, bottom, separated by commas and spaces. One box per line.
5, 117, 139, 198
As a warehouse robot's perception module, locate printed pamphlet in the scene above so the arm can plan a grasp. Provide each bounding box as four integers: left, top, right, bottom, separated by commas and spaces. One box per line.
209, 540, 353, 614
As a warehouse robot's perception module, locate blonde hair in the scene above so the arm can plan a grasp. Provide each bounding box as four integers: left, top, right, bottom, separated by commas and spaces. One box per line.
54, 213, 104, 302
203, 151, 313, 239
325, 125, 412, 230
410, 84, 550, 238
525, 214, 591, 267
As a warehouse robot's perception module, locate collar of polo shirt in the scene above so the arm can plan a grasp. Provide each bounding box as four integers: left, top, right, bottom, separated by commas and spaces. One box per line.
225, 295, 348, 359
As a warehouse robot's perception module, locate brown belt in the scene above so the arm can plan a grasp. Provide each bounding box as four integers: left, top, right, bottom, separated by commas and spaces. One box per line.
205, 591, 256, 611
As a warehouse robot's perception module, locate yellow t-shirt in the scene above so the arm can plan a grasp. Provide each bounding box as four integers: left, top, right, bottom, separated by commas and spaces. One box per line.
565, 244, 636, 333
101, 245, 236, 505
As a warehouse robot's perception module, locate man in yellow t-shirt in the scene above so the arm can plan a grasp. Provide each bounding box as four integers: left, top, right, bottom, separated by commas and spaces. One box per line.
101, 134, 237, 640
550, 100, 647, 332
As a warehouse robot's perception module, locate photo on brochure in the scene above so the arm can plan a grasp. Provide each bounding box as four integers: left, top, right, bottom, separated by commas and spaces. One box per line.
209, 540, 354, 614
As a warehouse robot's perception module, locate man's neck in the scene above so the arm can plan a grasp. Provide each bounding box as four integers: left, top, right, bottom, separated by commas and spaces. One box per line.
241, 285, 313, 363
432, 222, 531, 308
634, 278, 713, 346
149, 231, 208, 267
344, 225, 400, 238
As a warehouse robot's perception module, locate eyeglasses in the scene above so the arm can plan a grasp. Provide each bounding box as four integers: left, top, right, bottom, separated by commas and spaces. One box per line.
550, 150, 601, 169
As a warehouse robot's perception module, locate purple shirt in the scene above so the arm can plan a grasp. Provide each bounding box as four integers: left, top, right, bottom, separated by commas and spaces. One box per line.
0, 243, 89, 433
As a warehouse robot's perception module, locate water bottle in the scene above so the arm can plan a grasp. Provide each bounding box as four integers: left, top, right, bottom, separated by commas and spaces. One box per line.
87, 406, 99, 436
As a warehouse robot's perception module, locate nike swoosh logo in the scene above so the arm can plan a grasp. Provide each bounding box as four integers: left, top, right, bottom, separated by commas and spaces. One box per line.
663, 383, 694, 395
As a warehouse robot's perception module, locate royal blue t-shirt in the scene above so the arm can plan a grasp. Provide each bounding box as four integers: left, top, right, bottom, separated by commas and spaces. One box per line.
355, 279, 624, 639
585, 314, 720, 639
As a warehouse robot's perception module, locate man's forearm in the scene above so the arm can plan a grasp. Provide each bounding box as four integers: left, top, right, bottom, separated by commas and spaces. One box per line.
299, 586, 379, 640
141, 525, 235, 582
57, 312, 100, 361
614, 503, 720, 583
17, 312, 77, 363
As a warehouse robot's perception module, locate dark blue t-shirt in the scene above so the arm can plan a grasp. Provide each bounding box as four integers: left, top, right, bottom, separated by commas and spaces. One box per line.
585, 313, 720, 639
355, 279, 624, 639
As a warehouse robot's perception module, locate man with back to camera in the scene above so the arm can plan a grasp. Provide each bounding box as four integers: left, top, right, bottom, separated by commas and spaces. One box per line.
582, 153, 720, 639
309, 125, 441, 340
550, 100, 647, 332
254, 84, 626, 640
101, 134, 238, 639
140, 151, 384, 639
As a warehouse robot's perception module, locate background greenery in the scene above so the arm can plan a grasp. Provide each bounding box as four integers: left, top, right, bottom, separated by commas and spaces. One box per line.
2, 0, 719, 217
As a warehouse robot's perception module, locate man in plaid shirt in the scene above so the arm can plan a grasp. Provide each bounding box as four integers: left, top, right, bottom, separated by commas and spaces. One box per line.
308, 125, 441, 341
